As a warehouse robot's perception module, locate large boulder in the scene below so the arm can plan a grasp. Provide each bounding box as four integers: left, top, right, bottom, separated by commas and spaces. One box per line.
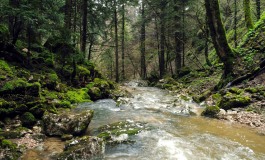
57, 136, 105, 160
42, 110, 93, 136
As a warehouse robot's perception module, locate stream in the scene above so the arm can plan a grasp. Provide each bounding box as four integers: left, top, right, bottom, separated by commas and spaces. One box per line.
23, 81, 265, 160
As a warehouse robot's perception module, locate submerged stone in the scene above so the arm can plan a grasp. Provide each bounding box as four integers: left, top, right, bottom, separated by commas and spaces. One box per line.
42, 110, 93, 136
57, 136, 105, 160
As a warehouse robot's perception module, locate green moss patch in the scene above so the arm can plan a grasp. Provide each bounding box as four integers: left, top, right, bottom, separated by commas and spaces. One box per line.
219, 91, 251, 110
201, 106, 220, 117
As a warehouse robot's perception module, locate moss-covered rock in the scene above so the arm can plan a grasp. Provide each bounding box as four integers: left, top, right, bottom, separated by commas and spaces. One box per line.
219, 92, 251, 110
0, 78, 41, 99
65, 88, 91, 103
21, 112, 37, 128
57, 136, 104, 160
0, 139, 22, 160
0, 99, 17, 118
42, 110, 94, 136
96, 121, 146, 143
201, 106, 220, 117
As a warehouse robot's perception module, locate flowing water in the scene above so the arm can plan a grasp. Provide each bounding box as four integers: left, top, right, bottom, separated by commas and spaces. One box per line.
22, 82, 265, 160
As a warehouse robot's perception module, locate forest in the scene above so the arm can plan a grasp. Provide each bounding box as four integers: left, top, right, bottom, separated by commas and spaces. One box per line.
0, 0, 265, 159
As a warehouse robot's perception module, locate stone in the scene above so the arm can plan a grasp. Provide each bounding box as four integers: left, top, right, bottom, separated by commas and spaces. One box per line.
57, 136, 105, 160
42, 110, 93, 136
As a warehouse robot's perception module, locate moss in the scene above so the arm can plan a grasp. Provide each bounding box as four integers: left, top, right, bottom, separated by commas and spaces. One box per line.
88, 87, 101, 101
229, 87, 243, 94
201, 106, 220, 117
219, 92, 251, 110
0, 79, 41, 97
0, 60, 13, 78
94, 78, 110, 89
0, 139, 17, 150
212, 93, 222, 105
0, 99, 17, 118
66, 88, 91, 103
21, 112, 37, 128
54, 100, 71, 108
193, 90, 211, 103
77, 65, 91, 77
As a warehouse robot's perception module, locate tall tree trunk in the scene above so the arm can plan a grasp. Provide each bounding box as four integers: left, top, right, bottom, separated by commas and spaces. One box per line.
121, 4, 126, 80
174, 0, 182, 75
9, 0, 22, 44
159, 0, 166, 78
114, 0, 119, 82
182, 0, 185, 67
256, 0, 261, 20
81, 0, 88, 59
64, 0, 72, 29
234, 0, 238, 47
140, 0, 146, 79
73, 0, 77, 46
243, 0, 254, 30
204, 17, 211, 67
205, 0, 234, 78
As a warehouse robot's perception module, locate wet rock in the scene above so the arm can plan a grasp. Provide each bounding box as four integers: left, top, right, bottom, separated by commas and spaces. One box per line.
61, 134, 73, 141
96, 120, 146, 144
201, 106, 220, 117
0, 139, 22, 160
42, 110, 93, 136
57, 136, 104, 160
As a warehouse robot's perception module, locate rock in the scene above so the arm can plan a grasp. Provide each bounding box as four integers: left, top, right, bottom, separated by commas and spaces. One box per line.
96, 120, 146, 144
201, 106, 220, 117
42, 110, 93, 136
20, 112, 37, 128
61, 134, 73, 141
57, 136, 105, 160
219, 91, 251, 110
217, 109, 226, 118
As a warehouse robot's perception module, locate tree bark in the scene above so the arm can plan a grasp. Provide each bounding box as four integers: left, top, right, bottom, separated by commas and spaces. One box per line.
121, 4, 126, 80
234, 0, 238, 47
81, 0, 88, 59
114, 0, 119, 82
174, 0, 182, 75
64, 0, 72, 29
159, 0, 166, 78
205, 0, 234, 78
140, 0, 146, 79
243, 0, 254, 30
204, 17, 211, 67
182, 0, 185, 67
256, 0, 261, 20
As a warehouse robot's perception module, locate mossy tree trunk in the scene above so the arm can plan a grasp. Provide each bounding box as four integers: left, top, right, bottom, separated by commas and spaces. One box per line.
121, 3, 126, 80
243, 0, 254, 30
255, 0, 261, 20
81, 0, 88, 59
204, 0, 235, 80
114, 0, 119, 82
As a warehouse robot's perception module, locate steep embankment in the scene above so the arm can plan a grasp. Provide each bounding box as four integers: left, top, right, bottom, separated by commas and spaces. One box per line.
0, 41, 115, 159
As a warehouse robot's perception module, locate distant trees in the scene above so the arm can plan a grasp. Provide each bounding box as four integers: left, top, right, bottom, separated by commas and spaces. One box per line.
243, 0, 254, 30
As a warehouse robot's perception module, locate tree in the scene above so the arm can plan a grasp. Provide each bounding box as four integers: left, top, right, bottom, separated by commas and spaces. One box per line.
234, 0, 238, 47
174, 0, 182, 75
121, 3, 125, 80
204, 0, 234, 79
256, 0, 261, 20
140, 0, 146, 79
114, 0, 119, 82
81, 0, 88, 59
243, 0, 254, 30
159, 0, 167, 78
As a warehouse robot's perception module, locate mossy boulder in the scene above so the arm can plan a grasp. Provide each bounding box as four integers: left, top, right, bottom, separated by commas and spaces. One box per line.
201, 106, 220, 117
0, 60, 13, 80
96, 121, 146, 143
0, 78, 41, 100
42, 110, 94, 136
87, 87, 101, 101
0, 127, 30, 139
87, 78, 115, 101
0, 99, 17, 118
21, 112, 37, 128
43, 73, 59, 90
219, 92, 251, 110
0, 139, 22, 160
57, 136, 104, 160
